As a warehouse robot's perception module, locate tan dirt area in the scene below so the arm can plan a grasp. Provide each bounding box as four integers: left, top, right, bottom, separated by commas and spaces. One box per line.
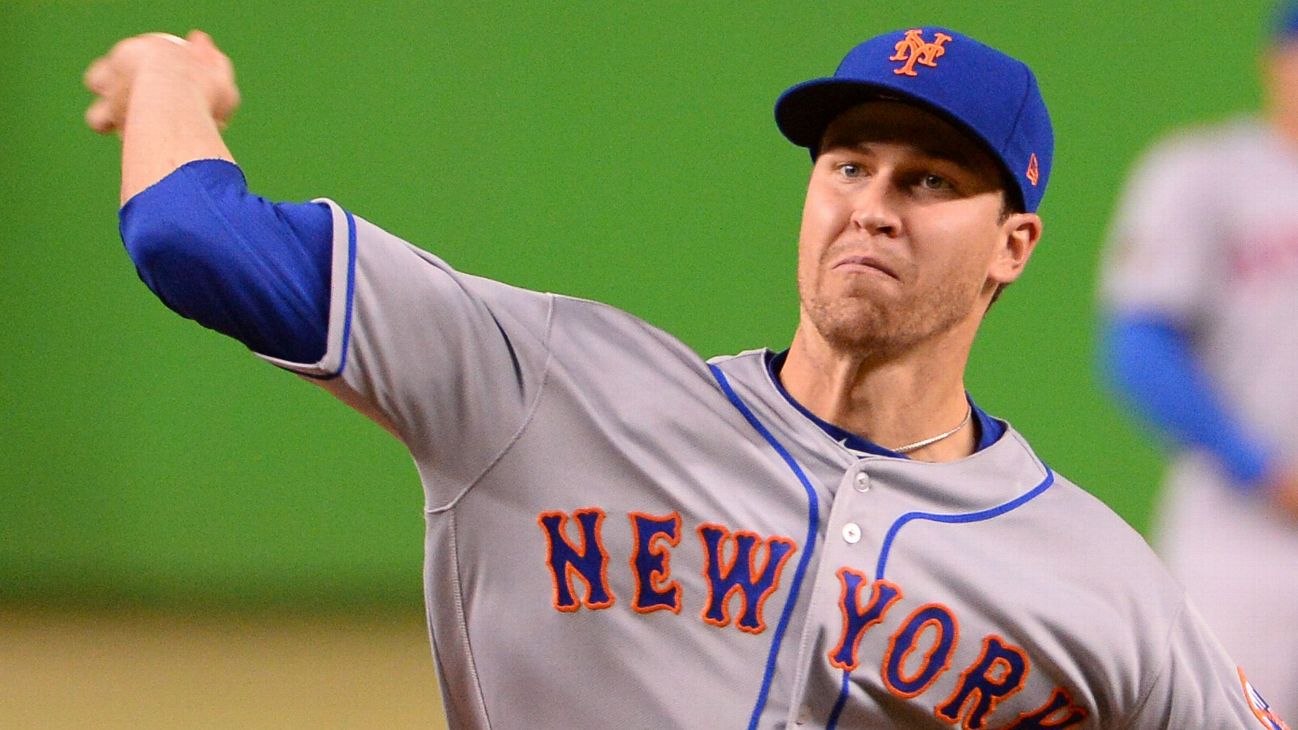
1, 607, 446, 729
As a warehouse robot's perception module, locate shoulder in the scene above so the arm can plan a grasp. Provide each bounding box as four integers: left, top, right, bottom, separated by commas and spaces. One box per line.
346, 206, 558, 327
1044, 470, 1169, 572
544, 292, 717, 378
995, 437, 1203, 711
998, 431, 1183, 606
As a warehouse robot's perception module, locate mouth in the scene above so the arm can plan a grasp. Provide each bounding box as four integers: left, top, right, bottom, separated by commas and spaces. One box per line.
831, 253, 899, 280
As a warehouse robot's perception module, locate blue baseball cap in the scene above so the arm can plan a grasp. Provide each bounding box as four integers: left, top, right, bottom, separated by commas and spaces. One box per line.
775, 27, 1054, 212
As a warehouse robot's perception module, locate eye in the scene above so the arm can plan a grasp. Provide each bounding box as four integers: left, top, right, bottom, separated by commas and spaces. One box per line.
919, 173, 953, 191
836, 162, 864, 179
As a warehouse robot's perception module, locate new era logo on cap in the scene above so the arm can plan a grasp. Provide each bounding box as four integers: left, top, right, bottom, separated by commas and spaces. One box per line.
774, 27, 1054, 212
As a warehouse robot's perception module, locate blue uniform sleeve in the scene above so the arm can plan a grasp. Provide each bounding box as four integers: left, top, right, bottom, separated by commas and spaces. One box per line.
1099, 313, 1273, 491
117, 159, 332, 363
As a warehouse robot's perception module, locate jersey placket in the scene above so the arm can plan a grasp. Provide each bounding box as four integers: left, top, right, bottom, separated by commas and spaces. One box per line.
780, 455, 900, 728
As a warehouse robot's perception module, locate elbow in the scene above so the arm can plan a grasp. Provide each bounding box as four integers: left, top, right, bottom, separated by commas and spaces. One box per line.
117, 159, 254, 303
119, 202, 228, 304
121, 210, 187, 284
113, 160, 333, 362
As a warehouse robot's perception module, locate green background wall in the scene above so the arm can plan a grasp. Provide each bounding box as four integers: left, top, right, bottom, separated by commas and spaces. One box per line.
1, 1, 1275, 611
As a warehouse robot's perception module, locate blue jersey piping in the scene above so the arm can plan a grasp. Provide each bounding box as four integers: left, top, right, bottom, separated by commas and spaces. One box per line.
708, 363, 821, 730
825, 465, 1056, 729
826, 669, 853, 727
306, 208, 357, 381
874, 466, 1055, 581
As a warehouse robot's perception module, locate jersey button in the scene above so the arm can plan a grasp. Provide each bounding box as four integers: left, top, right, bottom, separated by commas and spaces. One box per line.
842, 522, 861, 544
854, 472, 871, 492
795, 705, 811, 725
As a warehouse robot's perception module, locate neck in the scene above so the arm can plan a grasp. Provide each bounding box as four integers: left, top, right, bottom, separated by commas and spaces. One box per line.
781, 321, 978, 461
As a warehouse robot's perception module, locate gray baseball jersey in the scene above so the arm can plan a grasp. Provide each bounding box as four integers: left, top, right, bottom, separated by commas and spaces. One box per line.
262, 201, 1281, 728
1101, 116, 1298, 723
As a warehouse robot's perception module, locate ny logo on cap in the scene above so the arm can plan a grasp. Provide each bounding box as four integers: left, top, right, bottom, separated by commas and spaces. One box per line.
889, 29, 952, 76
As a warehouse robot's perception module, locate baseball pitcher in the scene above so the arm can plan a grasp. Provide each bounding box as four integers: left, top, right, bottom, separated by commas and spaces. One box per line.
86, 25, 1288, 729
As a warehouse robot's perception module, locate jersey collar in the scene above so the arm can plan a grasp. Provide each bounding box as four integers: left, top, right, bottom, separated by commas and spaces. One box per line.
765, 349, 1004, 458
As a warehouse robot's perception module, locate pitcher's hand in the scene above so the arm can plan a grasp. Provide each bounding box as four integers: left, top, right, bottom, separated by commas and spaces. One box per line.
84, 30, 239, 135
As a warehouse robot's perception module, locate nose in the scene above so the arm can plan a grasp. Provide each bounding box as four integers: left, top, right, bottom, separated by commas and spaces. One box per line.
849, 178, 901, 237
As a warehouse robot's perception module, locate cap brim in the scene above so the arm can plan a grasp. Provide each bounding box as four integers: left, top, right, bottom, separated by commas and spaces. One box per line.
774, 77, 1028, 210
775, 78, 923, 150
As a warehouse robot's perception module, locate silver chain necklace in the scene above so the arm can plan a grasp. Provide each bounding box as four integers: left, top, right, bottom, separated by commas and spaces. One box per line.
890, 406, 973, 454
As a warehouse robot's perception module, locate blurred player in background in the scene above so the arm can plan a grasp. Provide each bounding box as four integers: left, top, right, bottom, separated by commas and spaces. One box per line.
1099, 1, 1298, 720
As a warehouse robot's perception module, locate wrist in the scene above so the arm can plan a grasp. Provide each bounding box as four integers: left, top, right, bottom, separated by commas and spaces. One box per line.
118, 63, 235, 204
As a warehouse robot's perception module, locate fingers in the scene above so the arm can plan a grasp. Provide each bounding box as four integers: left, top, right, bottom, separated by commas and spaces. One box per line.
183, 30, 240, 123
187, 29, 213, 48
83, 30, 240, 135
1264, 472, 1298, 523
85, 97, 117, 134
83, 33, 181, 134
186, 29, 223, 64
83, 57, 111, 94
83, 56, 122, 133
185, 29, 228, 73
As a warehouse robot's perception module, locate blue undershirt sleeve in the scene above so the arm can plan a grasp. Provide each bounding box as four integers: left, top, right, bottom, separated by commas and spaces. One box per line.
117, 159, 333, 363
1099, 313, 1273, 492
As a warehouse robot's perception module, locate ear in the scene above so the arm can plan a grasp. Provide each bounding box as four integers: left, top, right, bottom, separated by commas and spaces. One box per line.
988, 213, 1042, 286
